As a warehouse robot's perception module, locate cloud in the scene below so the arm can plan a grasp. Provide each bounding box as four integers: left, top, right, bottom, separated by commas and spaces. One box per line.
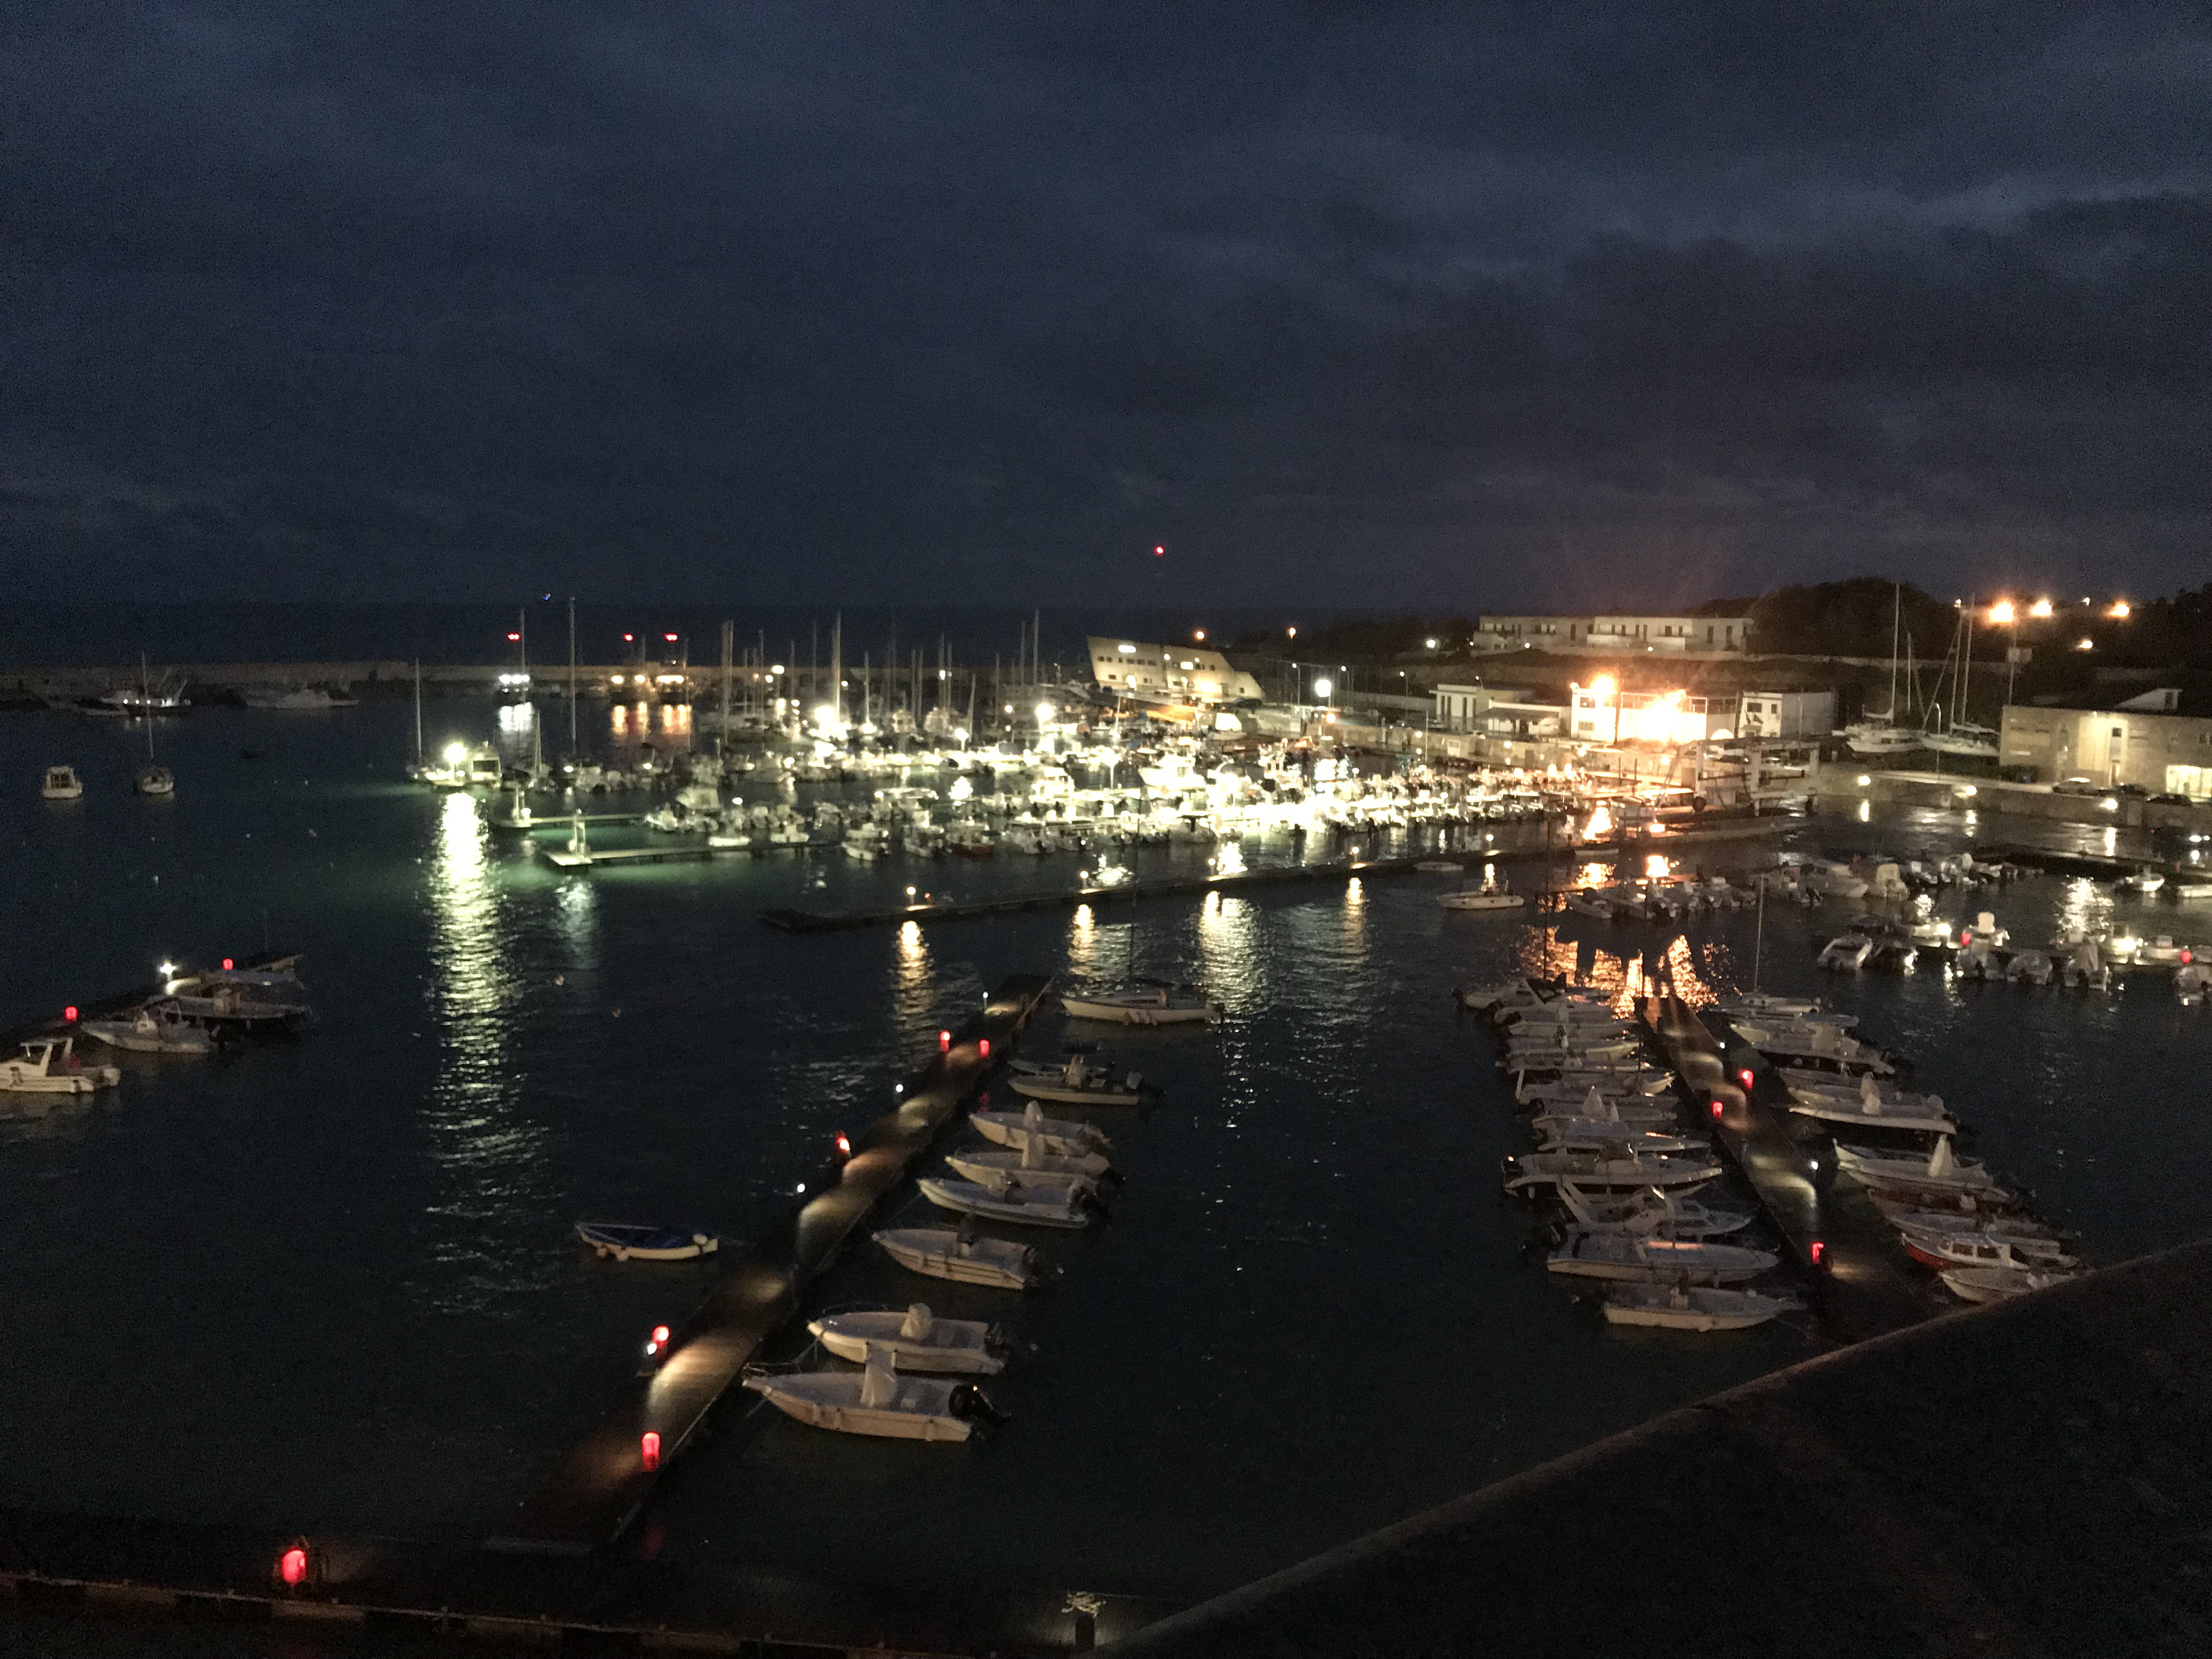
2, 1, 2207, 606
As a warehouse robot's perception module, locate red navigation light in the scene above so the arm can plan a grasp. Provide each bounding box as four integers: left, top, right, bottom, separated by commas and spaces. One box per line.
64, 1006, 78, 1023
1153, 544, 1165, 557
278, 1546, 308, 1587
623, 633, 634, 642
222, 957, 234, 970
1710, 1098, 1725, 1120
938, 1029, 951, 1052
1960, 929, 1970, 946
507, 632, 521, 642
640, 1431, 662, 1470
834, 1133, 853, 1159
1809, 1240, 1827, 1267
651, 1324, 671, 1346
664, 633, 678, 642
978, 1038, 991, 1059
1737, 1068, 1755, 1090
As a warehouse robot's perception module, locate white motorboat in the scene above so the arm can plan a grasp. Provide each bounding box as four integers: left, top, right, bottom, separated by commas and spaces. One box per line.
1835, 1136, 2005, 1197
240, 685, 358, 710
1060, 984, 1222, 1025
1816, 933, 1874, 970
1, 1036, 121, 1094
135, 765, 176, 798
1601, 1283, 1801, 1330
874, 1227, 1046, 1289
1880, 1205, 2066, 1244
1558, 1183, 1754, 1239
917, 1176, 1096, 1229
1531, 1119, 1708, 1156
944, 1149, 1104, 1192
808, 1304, 1007, 1374
1709, 993, 1826, 1021
1415, 860, 1463, 874
41, 764, 83, 800
1503, 1146, 1722, 1196
1742, 1024, 1894, 1077
2006, 949, 2054, 985
1547, 1231, 1778, 1284
77, 1000, 218, 1055
970, 1102, 1110, 1159
1785, 1074, 1956, 1135
1007, 1049, 1149, 1105
1437, 885, 1525, 912
1898, 1228, 2078, 1273
1939, 1265, 2082, 1304
743, 1347, 998, 1440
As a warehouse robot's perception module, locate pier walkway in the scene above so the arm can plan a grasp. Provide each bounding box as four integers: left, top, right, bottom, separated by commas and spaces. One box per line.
487, 973, 1056, 1555
1643, 992, 1932, 1342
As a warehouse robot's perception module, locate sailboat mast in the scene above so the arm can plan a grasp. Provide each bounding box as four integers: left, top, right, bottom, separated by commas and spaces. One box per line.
413, 659, 423, 762
567, 597, 578, 757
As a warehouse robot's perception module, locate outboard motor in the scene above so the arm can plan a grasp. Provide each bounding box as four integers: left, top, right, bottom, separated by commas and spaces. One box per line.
949, 1384, 1008, 1426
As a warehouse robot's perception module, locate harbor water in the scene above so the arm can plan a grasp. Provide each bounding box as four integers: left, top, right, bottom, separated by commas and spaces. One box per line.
2, 702, 2209, 1605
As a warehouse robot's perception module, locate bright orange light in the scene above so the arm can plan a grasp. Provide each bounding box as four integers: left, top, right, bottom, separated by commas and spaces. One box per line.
2028, 597, 2053, 619
1193, 629, 1206, 641
1987, 600, 2016, 625
1590, 674, 1617, 698
2106, 600, 2131, 619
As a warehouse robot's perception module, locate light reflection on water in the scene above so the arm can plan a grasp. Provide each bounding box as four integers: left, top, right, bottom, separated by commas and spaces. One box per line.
416, 790, 554, 1314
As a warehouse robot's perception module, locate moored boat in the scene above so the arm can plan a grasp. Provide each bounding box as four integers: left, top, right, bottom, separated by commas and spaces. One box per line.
917, 1176, 1096, 1229
742, 1347, 1000, 1440
1547, 1230, 1778, 1284
874, 1226, 1046, 1289
1007, 1048, 1150, 1105
77, 1000, 219, 1055
1060, 983, 1222, 1025
1, 1036, 120, 1094
970, 1102, 1110, 1159
1601, 1283, 1801, 1330
574, 1221, 720, 1261
808, 1304, 1007, 1374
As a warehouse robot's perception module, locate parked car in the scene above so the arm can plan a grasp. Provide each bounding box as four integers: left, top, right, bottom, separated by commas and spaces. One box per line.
2052, 777, 2106, 796
2113, 782, 2150, 798
2149, 792, 2199, 806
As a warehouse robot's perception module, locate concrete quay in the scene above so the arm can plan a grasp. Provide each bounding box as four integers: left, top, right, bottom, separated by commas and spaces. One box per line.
1106, 1235, 2212, 1659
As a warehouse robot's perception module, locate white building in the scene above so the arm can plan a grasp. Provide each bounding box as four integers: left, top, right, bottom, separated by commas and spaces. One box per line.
1734, 690, 1836, 739
1431, 683, 1567, 738
1477, 612, 1754, 653
1570, 685, 1712, 744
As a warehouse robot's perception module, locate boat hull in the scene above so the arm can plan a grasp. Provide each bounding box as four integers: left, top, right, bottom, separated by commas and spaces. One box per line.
1061, 998, 1214, 1025
874, 1229, 1040, 1289
742, 1379, 974, 1441
918, 1178, 1090, 1229
1008, 1078, 1145, 1105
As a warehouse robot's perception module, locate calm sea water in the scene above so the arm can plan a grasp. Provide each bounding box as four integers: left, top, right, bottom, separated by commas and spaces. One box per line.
1, 702, 2207, 1612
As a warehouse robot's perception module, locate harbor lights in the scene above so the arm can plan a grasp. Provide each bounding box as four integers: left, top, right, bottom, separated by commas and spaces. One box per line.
939, 1029, 952, 1052
642, 1324, 672, 1361
1987, 600, 2016, 626
274, 1542, 313, 1588
1035, 701, 1056, 727
63, 1006, 77, 1023
2028, 598, 2053, 618
2106, 599, 2132, 619
158, 960, 178, 979
640, 1430, 662, 1470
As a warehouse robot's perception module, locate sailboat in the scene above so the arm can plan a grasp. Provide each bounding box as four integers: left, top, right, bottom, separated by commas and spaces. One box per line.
134, 714, 175, 797
1924, 605, 1999, 758
1846, 584, 1924, 757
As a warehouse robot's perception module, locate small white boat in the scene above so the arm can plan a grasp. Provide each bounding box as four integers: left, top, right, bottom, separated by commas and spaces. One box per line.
808, 1304, 1007, 1374
1816, 933, 1874, 971
1415, 860, 1463, 874
1602, 1283, 1801, 1331
970, 1101, 1110, 1158
1437, 885, 1525, 912
1007, 1049, 1149, 1105
1558, 1183, 1754, 1239
574, 1221, 720, 1261
1548, 1231, 1778, 1284
874, 1226, 1045, 1289
1711, 994, 1842, 1024
2006, 949, 2054, 985
1742, 1023, 1894, 1077
1060, 984, 1222, 1025
1835, 1135, 2005, 1197
1503, 1146, 1722, 1196
944, 1151, 1101, 1194
1881, 1207, 2066, 1245
1531, 1119, 1708, 1156
1939, 1265, 2083, 1304
743, 1347, 999, 1440
1, 1036, 120, 1094
1898, 1228, 2077, 1273
77, 1000, 218, 1055
917, 1176, 1095, 1229
41, 764, 83, 801
134, 764, 176, 798
1785, 1074, 1957, 1136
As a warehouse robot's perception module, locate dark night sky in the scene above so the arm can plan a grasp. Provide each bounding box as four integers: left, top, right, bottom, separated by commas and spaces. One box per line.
4, 3, 2208, 608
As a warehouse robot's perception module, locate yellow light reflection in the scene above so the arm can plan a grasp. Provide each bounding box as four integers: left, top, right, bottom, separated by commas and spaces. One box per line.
1644, 853, 1672, 879
893, 918, 933, 1038
421, 790, 546, 1313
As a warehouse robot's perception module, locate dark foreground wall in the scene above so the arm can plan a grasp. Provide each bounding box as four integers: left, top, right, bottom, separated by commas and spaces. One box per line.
1108, 1239, 2212, 1659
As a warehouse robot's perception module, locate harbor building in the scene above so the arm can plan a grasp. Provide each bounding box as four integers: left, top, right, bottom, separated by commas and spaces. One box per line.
1475, 610, 1755, 653
1086, 638, 1265, 708
1999, 691, 2212, 795
1734, 689, 1836, 738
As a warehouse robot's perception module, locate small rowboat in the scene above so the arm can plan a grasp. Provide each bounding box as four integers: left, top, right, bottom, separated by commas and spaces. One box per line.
945, 1152, 1101, 1193
1437, 887, 1525, 912
874, 1227, 1045, 1289
1939, 1265, 2083, 1304
1548, 1231, 1778, 1284
1060, 985, 1221, 1025
744, 1347, 1002, 1440
1602, 1283, 1801, 1330
808, 1304, 1008, 1374
574, 1222, 719, 1262
1415, 860, 1462, 874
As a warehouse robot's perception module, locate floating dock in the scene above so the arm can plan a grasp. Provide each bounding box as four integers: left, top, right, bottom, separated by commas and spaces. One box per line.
1642, 993, 1932, 1342
487, 973, 1057, 1554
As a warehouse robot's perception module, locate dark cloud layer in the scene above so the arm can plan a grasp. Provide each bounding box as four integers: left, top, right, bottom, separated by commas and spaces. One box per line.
3, 2, 2207, 607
